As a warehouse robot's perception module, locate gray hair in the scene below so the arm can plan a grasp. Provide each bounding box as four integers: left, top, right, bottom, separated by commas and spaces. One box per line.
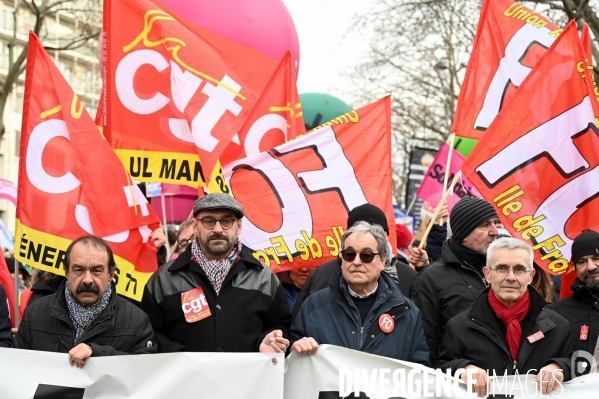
341, 221, 390, 262
487, 237, 534, 270
177, 220, 194, 241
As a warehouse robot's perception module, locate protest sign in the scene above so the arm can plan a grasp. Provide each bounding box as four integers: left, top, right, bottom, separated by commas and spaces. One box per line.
462, 21, 599, 275
223, 97, 394, 272
416, 143, 482, 211
452, 0, 560, 140
15, 33, 160, 301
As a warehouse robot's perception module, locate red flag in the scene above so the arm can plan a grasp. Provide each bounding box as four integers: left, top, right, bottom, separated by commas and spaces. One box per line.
451, 0, 560, 139
101, 0, 278, 187
0, 253, 15, 327
220, 50, 305, 166
15, 32, 160, 301
222, 98, 395, 273
462, 21, 599, 276
581, 23, 593, 60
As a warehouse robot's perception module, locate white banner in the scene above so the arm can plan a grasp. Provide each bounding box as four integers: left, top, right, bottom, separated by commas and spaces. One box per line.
2, 345, 598, 398
0, 348, 284, 398
284, 345, 599, 399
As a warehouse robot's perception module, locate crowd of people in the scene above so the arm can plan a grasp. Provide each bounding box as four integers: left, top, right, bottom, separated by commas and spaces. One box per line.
1, 193, 598, 397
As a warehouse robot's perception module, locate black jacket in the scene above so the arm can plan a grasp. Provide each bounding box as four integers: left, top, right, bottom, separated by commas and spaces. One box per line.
0, 283, 12, 348
409, 240, 488, 363
140, 244, 292, 353
436, 287, 574, 381
13, 281, 157, 356
291, 257, 416, 319
551, 278, 599, 354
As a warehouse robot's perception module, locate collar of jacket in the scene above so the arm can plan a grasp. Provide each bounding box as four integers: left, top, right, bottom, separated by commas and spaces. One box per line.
445, 239, 486, 269
328, 269, 408, 316
168, 243, 264, 273
570, 278, 599, 304
50, 280, 117, 337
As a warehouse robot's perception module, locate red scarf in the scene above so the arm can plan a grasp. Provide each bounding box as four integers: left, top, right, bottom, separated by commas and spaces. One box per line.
487, 288, 531, 360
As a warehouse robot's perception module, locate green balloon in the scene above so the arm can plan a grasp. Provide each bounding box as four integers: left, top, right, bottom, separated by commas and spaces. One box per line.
450, 136, 478, 157
300, 93, 353, 131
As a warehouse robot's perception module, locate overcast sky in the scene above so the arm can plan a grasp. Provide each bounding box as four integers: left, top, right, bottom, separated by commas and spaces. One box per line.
282, 0, 373, 105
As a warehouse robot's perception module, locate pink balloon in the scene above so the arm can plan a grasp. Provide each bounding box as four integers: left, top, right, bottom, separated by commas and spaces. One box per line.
161, 0, 300, 76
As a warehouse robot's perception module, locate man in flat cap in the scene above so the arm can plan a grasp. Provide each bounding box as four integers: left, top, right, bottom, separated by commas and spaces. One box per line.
141, 193, 292, 353
552, 230, 599, 373
410, 196, 499, 363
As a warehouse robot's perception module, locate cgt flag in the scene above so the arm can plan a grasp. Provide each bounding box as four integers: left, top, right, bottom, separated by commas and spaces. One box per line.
462, 21, 599, 276
101, 0, 279, 187
451, 0, 560, 140
416, 142, 482, 211
222, 97, 395, 273
15, 32, 161, 301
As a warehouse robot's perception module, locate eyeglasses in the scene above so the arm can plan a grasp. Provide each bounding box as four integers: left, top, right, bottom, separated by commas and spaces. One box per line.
341, 250, 380, 264
489, 266, 530, 277
178, 238, 192, 251
196, 217, 237, 230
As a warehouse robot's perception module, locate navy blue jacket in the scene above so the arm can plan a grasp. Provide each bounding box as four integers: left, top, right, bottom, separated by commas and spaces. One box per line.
291, 270, 430, 365
0, 283, 13, 348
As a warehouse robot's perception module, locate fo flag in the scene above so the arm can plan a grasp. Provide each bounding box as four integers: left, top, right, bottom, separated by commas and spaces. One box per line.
101, 0, 278, 187
451, 0, 560, 139
462, 21, 599, 276
223, 97, 394, 273
15, 33, 160, 301
415, 143, 482, 211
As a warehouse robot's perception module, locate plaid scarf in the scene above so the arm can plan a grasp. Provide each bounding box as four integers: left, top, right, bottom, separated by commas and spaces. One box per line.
191, 238, 242, 295
65, 282, 112, 344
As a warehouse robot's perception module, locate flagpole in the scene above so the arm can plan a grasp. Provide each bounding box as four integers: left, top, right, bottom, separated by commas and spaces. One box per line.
13, 258, 19, 327
439, 133, 455, 226
160, 193, 170, 260
419, 171, 462, 249
404, 195, 417, 219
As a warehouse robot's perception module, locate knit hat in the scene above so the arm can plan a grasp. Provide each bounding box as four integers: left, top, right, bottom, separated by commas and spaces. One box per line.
396, 223, 413, 248
347, 203, 389, 235
450, 197, 498, 242
571, 230, 599, 263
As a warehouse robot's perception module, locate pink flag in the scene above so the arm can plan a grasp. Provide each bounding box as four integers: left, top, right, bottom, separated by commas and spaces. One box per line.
0, 178, 17, 206
416, 143, 482, 210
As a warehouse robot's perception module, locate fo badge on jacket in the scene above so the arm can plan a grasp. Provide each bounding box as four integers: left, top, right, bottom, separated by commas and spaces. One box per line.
182, 287, 212, 323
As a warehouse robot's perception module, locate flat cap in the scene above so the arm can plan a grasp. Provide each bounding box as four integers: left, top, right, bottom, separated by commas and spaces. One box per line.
193, 193, 244, 218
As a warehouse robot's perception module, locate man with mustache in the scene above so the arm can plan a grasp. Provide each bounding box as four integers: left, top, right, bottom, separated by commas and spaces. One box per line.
13, 236, 157, 367
141, 193, 291, 353
552, 230, 599, 371
436, 237, 573, 397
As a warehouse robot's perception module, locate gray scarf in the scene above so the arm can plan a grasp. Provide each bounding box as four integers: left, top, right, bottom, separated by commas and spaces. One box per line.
65, 283, 112, 344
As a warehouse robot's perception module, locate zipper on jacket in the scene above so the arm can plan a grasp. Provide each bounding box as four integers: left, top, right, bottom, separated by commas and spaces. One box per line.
513, 360, 517, 373
360, 327, 364, 335
461, 261, 488, 287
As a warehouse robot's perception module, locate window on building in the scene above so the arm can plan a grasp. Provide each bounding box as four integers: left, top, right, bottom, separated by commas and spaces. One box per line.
85, 70, 94, 92
57, 61, 73, 82
3, 10, 14, 32
14, 131, 20, 157
0, 43, 8, 69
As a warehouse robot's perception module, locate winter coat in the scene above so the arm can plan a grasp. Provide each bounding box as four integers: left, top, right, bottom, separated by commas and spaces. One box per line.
0, 283, 12, 348
292, 257, 417, 319
436, 287, 574, 381
13, 281, 157, 356
409, 240, 489, 363
140, 244, 292, 353
551, 278, 599, 355
291, 269, 430, 365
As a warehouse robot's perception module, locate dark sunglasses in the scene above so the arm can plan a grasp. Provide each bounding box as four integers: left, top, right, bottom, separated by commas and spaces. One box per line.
341, 250, 380, 264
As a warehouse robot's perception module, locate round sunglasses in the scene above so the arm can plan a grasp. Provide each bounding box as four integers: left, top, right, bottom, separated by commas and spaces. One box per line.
340, 249, 380, 264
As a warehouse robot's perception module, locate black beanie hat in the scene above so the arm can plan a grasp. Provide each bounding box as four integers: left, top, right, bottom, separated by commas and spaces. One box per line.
571, 230, 599, 263
450, 196, 498, 242
347, 203, 389, 235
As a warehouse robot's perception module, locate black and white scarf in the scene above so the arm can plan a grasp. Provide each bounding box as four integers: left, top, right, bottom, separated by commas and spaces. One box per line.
65, 283, 112, 344
191, 239, 242, 295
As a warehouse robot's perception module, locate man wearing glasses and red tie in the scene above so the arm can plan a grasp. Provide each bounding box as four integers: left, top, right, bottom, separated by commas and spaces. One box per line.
141, 193, 291, 353
289, 221, 430, 365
